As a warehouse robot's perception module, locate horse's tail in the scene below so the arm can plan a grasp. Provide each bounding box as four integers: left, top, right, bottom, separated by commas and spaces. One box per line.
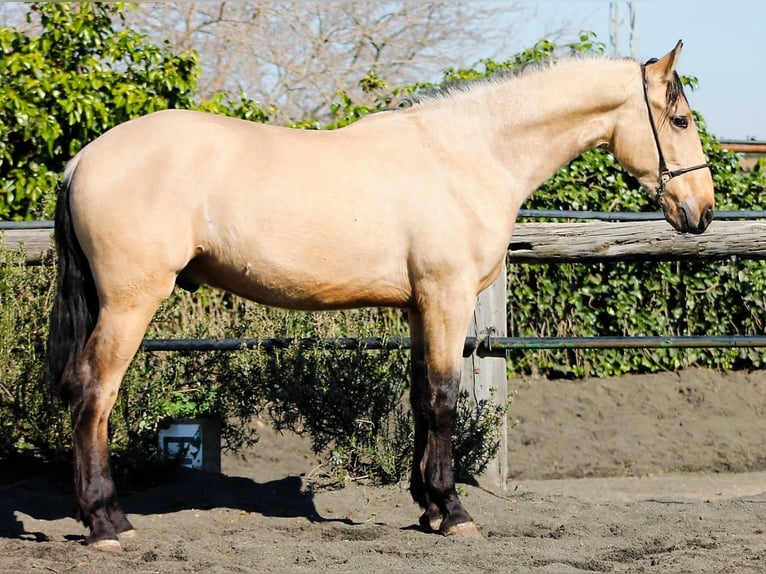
45, 153, 99, 407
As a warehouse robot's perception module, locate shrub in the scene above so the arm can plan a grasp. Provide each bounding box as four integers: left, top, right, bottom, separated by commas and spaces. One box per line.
504, 115, 766, 378
0, 248, 68, 458
0, 255, 507, 484
0, 2, 271, 221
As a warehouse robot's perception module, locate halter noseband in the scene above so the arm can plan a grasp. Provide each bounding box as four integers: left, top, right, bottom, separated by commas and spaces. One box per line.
640, 60, 709, 206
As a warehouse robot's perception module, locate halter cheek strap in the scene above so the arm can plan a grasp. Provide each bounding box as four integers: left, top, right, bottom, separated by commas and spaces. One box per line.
640, 62, 710, 205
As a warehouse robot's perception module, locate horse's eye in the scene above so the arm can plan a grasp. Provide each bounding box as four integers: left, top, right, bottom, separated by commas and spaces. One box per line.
672, 115, 689, 129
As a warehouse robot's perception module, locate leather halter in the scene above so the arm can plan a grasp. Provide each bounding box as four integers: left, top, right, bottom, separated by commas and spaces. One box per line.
640, 60, 710, 206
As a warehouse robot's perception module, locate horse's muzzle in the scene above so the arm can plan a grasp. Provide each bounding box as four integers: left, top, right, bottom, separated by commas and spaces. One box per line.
678, 200, 714, 234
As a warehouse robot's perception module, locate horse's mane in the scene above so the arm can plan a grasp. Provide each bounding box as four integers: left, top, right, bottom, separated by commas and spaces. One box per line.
394, 53, 687, 123
395, 54, 608, 109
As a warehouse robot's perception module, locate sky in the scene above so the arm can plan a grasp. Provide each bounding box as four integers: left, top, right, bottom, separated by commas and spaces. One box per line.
508, 1, 763, 142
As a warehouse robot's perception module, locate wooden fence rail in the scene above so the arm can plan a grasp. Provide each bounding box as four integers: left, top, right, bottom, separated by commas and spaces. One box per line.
5, 218, 766, 265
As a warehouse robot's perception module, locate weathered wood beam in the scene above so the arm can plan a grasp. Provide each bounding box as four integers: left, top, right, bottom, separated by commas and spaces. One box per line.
1, 228, 54, 263
507, 220, 766, 263
3, 220, 766, 265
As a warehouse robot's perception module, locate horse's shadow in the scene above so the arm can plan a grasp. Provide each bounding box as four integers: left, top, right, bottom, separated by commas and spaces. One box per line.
0, 455, 337, 543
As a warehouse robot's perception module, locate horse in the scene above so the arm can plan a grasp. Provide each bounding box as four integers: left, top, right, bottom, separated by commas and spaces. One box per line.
45, 41, 714, 552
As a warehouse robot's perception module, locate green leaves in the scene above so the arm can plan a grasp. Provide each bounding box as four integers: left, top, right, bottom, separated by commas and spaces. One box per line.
503, 82, 766, 378
0, 4, 191, 219
0, 3, 270, 221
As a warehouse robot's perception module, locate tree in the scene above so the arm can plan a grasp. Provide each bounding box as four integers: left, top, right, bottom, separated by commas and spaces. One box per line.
0, 2, 272, 221
0, 3, 202, 220
124, 2, 579, 124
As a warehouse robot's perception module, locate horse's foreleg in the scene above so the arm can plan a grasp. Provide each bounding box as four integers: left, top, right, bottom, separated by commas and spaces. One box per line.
419, 367, 476, 536
411, 288, 481, 537
69, 304, 157, 551
407, 309, 442, 528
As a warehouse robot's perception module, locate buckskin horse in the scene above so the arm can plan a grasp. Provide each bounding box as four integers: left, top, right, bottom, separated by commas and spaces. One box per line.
46, 41, 714, 551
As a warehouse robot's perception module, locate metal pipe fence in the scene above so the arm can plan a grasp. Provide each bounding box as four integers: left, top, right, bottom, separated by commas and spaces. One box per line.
140, 334, 766, 357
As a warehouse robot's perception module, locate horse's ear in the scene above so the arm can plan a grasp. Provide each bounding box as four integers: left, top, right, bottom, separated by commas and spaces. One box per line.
646, 40, 683, 83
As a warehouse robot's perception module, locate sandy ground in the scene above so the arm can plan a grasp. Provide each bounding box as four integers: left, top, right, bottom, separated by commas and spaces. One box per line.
3, 367, 766, 573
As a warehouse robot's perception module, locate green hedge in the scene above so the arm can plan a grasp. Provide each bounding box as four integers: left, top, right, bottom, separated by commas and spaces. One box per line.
3, 7, 766, 477
0, 248, 506, 483
504, 118, 766, 377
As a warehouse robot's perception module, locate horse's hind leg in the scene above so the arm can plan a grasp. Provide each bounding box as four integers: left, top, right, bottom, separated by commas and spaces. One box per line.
69, 300, 161, 551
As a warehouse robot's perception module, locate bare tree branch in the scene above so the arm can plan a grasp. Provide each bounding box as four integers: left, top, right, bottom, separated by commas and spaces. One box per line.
126, 2, 581, 123
0, 2, 584, 124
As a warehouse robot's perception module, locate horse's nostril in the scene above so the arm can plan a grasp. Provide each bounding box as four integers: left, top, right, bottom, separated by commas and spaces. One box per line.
700, 206, 714, 231
679, 201, 713, 234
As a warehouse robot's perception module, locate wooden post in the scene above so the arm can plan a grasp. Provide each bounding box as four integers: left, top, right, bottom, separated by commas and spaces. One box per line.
461, 256, 508, 490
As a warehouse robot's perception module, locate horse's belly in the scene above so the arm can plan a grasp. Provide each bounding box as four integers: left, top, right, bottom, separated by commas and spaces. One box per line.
180, 257, 411, 310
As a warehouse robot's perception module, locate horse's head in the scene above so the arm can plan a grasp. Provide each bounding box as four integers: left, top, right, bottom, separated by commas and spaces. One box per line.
610, 41, 714, 234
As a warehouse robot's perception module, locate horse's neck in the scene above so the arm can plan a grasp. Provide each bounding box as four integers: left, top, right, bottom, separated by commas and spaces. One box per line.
483, 59, 639, 196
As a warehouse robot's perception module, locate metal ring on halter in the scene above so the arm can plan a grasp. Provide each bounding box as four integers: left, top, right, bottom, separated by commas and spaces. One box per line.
640, 61, 710, 207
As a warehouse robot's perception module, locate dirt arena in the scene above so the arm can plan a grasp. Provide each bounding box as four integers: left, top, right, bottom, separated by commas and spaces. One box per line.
3, 367, 766, 573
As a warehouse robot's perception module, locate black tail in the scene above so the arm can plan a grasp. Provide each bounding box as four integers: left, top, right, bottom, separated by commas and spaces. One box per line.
45, 156, 99, 407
